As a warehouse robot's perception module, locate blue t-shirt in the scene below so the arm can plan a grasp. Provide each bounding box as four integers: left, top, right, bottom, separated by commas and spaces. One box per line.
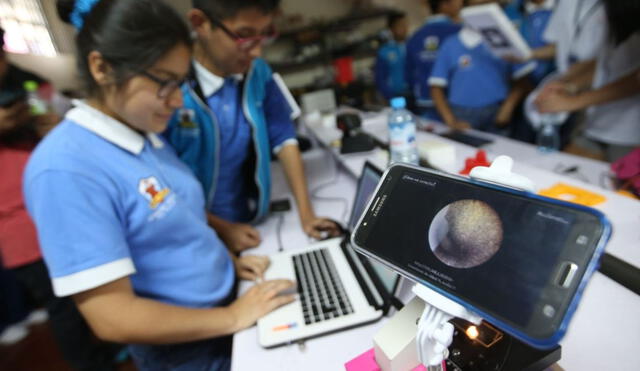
521, 8, 554, 84
183, 61, 298, 223
23, 102, 235, 307
207, 78, 253, 222
504, 0, 526, 29
429, 31, 534, 108
374, 41, 408, 100
405, 15, 462, 107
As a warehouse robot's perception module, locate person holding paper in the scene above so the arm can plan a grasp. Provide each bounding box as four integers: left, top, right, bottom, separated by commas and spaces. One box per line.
519, 0, 555, 85
428, 0, 536, 133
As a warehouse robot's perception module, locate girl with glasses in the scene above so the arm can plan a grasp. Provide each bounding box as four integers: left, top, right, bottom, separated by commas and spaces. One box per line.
25, 1, 295, 370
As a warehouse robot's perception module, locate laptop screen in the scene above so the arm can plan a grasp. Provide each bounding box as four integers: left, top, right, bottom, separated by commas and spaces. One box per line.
348, 163, 399, 295
348, 164, 383, 231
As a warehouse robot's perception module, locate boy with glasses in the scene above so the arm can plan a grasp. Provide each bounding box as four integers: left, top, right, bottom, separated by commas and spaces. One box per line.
165, 0, 341, 254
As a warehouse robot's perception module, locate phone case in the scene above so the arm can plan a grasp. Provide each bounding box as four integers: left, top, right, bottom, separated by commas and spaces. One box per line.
351, 163, 612, 349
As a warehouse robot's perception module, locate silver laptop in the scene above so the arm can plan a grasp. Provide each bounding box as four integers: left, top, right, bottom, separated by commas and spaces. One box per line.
258, 162, 400, 347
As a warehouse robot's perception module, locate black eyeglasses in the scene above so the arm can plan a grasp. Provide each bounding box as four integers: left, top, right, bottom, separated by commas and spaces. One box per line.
209, 17, 278, 52
139, 71, 185, 99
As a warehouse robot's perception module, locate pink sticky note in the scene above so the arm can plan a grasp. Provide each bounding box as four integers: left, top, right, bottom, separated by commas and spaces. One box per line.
344, 348, 428, 371
345, 348, 380, 371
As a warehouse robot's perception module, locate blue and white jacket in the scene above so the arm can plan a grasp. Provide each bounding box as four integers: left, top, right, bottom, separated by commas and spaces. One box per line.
164, 58, 298, 223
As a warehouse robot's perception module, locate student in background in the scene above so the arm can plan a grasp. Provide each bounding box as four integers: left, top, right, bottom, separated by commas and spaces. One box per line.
429, 1, 536, 133
503, 0, 525, 28
513, 0, 606, 148
165, 0, 341, 254
26, 1, 294, 370
405, 0, 463, 120
514, 0, 605, 80
520, 0, 555, 85
374, 12, 409, 101
535, 0, 640, 162
0, 25, 121, 370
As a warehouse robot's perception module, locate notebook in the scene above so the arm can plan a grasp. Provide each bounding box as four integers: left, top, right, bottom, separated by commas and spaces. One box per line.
257, 162, 400, 347
461, 3, 532, 59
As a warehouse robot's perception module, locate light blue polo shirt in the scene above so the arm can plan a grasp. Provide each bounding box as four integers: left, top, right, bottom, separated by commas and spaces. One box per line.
23, 101, 235, 308
429, 28, 535, 108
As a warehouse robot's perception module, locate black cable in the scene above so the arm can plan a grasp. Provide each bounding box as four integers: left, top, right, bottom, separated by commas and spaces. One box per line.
598, 252, 640, 296
276, 212, 285, 252
553, 163, 591, 184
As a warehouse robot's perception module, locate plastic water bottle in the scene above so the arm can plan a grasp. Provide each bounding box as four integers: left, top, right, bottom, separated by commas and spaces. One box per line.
23, 80, 48, 115
388, 97, 419, 165
536, 121, 560, 153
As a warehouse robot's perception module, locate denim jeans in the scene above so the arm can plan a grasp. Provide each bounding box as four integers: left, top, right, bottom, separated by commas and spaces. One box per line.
129, 282, 236, 371
129, 336, 232, 371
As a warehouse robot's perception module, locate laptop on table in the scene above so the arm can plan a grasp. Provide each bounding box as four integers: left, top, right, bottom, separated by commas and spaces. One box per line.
257, 162, 400, 348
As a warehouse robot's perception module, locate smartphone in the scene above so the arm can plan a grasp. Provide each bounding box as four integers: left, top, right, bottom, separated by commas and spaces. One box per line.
351, 163, 610, 348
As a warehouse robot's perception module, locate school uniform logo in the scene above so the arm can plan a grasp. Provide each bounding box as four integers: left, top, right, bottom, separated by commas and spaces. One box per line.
386, 51, 398, 62
178, 108, 197, 129
138, 176, 171, 209
424, 36, 440, 51
458, 55, 472, 68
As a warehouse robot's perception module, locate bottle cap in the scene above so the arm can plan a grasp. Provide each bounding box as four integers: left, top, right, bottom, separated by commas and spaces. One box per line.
390, 97, 406, 109
23, 80, 39, 92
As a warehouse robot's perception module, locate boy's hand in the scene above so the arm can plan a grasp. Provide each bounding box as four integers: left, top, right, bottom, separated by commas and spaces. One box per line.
218, 222, 261, 254
502, 54, 527, 64
495, 104, 514, 127
301, 216, 342, 240
233, 255, 270, 281
228, 279, 296, 331
447, 119, 471, 131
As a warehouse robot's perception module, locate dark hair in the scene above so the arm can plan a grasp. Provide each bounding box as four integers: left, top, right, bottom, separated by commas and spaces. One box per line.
193, 0, 280, 22
57, 0, 192, 97
602, 0, 640, 45
387, 12, 406, 29
428, 0, 448, 13
56, 0, 75, 23
0, 27, 5, 49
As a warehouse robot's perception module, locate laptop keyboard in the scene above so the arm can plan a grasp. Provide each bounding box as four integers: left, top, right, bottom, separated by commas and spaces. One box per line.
292, 248, 354, 325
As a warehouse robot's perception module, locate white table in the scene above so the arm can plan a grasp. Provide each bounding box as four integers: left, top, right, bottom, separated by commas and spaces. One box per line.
231, 117, 640, 371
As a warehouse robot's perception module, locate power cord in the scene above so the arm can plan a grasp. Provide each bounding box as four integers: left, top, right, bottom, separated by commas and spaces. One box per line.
309, 155, 350, 224
276, 212, 285, 252
270, 199, 291, 252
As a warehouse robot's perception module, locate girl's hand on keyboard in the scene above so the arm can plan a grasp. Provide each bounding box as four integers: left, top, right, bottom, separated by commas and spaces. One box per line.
228, 279, 296, 331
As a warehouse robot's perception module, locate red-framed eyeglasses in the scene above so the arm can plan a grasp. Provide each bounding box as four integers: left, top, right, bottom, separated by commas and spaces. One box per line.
210, 18, 278, 52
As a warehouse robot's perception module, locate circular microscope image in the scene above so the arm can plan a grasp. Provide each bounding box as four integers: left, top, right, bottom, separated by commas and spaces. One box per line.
428, 200, 503, 268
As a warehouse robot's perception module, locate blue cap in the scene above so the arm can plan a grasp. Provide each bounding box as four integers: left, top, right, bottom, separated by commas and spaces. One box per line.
390, 97, 406, 109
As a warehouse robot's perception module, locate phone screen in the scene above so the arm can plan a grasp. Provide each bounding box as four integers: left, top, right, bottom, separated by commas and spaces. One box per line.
354, 166, 607, 342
